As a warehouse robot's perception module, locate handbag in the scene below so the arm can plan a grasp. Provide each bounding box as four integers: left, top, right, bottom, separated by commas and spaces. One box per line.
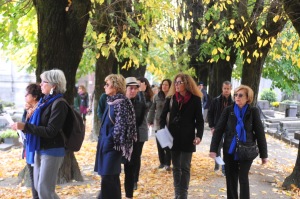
235, 133, 258, 161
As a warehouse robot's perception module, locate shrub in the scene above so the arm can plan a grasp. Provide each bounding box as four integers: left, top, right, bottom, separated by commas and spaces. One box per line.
260, 89, 277, 103
0, 129, 19, 139
271, 102, 280, 108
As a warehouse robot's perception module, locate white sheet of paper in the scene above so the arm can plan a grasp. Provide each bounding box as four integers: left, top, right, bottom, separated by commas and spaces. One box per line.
3, 113, 25, 144
215, 156, 225, 165
155, 126, 173, 149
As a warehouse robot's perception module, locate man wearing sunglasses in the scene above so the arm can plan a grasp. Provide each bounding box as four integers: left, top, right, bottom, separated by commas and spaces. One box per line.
207, 81, 233, 176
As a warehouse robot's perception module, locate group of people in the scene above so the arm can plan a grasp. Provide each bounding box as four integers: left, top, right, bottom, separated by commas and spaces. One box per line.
10, 69, 268, 199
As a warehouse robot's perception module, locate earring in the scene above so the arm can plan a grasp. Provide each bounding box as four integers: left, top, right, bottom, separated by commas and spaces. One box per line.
50, 88, 54, 95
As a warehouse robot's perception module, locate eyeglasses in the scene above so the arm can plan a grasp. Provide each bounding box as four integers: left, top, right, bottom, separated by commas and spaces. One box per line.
234, 93, 245, 98
175, 81, 184, 85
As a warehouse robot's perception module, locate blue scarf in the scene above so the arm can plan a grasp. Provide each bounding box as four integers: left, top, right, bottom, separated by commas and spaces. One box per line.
25, 94, 63, 164
228, 103, 248, 160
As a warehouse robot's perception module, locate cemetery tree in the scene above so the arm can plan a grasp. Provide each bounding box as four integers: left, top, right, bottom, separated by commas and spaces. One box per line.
33, 0, 91, 183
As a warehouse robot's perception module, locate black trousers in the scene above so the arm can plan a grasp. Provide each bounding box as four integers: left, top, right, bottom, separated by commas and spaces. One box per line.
156, 137, 171, 166
223, 153, 253, 199
98, 175, 121, 199
124, 142, 144, 198
27, 164, 39, 199
172, 151, 193, 199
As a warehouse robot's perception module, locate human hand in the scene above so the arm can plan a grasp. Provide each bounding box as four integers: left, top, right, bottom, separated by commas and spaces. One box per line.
193, 137, 201, 145
261, 158, 268, 165
11, 122, 25, 131
209, 152, 217, 159
211, 128, 215, 134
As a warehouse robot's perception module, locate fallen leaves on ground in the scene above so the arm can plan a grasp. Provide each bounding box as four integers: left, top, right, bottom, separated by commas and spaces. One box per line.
0, 117, 300, 198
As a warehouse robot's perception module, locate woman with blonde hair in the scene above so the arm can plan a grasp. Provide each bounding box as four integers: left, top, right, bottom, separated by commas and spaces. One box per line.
160, 73, 204, 199
210, 85, 268, 199
94, 74, 137, 199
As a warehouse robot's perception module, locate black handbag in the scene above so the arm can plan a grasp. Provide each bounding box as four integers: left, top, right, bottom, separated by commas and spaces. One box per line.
235, 134, 258, 161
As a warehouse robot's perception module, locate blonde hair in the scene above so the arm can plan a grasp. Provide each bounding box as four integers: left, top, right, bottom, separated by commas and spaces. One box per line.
105, 74, 126, 95
167, 73, 202, 98
234, 85, 254, 104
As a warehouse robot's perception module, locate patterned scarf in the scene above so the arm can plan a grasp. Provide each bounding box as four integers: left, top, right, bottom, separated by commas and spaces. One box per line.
25, 94, 63, 164
228, 103, 248, 160
107, 93, 137, 161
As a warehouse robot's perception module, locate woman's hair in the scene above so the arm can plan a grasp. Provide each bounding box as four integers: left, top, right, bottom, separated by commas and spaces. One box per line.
26, 83, 43, 101
105, 74, 126, 95
137, 77, 154, 101
159, 79, 172, 91
78, 85, 87, 93
40, 69, 67, 94
167, 73, 202, 98
234, 85, 254, 104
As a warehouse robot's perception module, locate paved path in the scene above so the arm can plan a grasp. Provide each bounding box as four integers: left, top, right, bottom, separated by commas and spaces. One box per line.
191, 124, 298, 198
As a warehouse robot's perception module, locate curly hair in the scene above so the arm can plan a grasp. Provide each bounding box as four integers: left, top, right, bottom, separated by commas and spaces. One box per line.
167, 73, 202, 98
105, 74, 126, 95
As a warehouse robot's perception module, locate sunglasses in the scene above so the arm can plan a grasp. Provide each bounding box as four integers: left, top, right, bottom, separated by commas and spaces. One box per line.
175, 81, 184, 85
234, 93, 245, 98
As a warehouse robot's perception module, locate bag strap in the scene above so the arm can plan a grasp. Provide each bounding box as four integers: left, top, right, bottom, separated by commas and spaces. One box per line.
108, 105, 115, 125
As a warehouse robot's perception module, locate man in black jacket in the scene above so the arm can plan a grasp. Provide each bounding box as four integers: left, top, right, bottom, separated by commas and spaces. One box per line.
207, 81, 233, 176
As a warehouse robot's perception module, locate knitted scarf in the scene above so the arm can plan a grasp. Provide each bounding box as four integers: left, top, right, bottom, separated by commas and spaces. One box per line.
107, 93, 137, 161
228, 103, 249, 160
25, 94, 63, 164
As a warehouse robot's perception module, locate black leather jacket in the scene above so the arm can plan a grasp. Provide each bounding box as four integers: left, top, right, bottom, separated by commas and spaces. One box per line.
210, 104, 268, 158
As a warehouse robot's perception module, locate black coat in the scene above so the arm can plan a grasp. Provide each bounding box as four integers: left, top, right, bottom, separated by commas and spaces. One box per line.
160, 94, 204, 152
24, 99, 68, 149
207, 94, 233, 129
210, 104, 268, 158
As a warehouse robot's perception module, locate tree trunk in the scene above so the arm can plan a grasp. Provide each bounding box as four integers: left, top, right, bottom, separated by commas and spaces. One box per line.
283, 142, 300, 188
33, 0, 91, 183
209, 60, 233, 98
282, 0, 300, 34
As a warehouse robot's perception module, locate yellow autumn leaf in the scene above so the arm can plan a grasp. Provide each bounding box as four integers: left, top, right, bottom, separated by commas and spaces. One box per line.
212, 48, 218, 55
247, 58, 251, 63
230, 19, 235, 24
217, 47, 224, 53
297, 58, 300, 68
122, 31, 127, 39
202, 28, 208, 35
226, 56, 230, 61
273, 15, 280, 23
263, 40, 269, 46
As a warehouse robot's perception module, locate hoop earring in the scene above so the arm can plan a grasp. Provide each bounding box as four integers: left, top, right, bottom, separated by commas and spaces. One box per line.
50, 88, 54, 95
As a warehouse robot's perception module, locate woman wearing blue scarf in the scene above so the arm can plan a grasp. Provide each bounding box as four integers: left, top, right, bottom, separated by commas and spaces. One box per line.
210, 85, 268, 199
12, 69, 68, 199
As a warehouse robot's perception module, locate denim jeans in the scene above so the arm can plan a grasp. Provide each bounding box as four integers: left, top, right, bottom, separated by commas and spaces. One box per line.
171, 151, 193, 199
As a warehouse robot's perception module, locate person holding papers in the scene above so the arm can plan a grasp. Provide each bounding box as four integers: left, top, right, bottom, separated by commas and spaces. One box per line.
160, 73, 204, 199
209, 85, 268, 199
148, 79, 172, 171
22, 83, 43, 199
